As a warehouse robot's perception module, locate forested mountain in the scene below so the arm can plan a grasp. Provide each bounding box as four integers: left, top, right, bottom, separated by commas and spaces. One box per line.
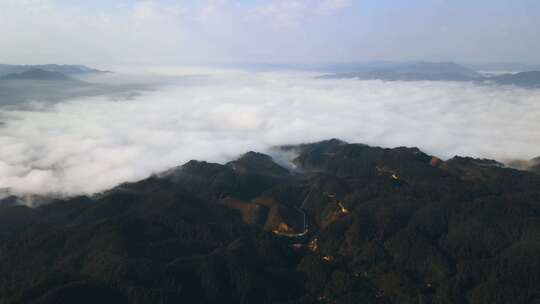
1, 139, 539, 304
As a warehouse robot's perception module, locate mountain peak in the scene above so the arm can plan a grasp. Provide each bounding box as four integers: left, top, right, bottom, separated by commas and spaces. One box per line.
227, 151, 291, 177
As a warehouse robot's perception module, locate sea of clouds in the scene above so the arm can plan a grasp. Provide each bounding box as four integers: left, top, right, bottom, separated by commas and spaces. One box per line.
1, 68, 540, 197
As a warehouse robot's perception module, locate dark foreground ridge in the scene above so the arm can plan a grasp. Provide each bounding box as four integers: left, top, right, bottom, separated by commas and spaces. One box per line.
1, 139, 540, 304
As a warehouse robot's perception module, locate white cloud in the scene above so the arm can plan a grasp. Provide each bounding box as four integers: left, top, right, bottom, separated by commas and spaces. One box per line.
1, 69, 540, 200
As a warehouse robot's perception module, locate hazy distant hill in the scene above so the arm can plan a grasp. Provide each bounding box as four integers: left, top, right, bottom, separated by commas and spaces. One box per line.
0, 68, 73, 81
486, 71, 540, 88
0, 64, 109, 77
323, 61, 481, 81
467, 62, 540, 73
0, 68, 141, 108
379, 61, 480, 78
322, 61, 540, 88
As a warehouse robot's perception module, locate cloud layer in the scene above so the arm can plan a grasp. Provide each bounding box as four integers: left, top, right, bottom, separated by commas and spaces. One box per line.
1, 69, 540, 197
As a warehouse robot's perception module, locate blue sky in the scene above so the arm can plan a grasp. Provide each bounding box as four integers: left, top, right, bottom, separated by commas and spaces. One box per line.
1, 0, 539, 66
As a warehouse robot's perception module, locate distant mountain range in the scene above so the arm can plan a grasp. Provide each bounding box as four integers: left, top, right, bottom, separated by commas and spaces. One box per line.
484, 71, 540, 88
0, 64, 110, 77
466, 62, 540, 73
0, 66, 141, 108
0, 68, 75, 81
321, 61, 540, 88
323, 62, 480, 81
